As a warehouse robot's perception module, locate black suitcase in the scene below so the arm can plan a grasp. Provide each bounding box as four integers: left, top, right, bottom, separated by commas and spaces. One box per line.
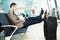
44, 16, 57, 40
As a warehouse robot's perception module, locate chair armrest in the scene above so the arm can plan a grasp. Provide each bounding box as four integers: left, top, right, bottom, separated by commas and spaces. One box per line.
1, 25, 17, 28
1, 25, 17, 40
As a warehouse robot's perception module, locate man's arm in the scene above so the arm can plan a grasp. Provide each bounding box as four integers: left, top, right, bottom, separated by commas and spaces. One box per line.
7, 12, 24, 25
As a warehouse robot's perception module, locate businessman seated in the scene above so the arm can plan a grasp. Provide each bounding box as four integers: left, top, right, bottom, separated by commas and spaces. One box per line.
7, 3, 44, 34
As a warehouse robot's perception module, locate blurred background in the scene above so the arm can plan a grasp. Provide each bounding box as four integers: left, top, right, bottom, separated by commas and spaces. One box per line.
0, 0, 60, 40
0, 0, 60, 19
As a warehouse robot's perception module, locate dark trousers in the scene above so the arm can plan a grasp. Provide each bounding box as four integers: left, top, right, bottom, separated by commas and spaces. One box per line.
14, 16, 43, 34
23, 16, 43, 28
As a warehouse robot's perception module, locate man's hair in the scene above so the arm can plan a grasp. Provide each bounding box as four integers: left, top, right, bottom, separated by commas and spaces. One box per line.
10, 3, 16, 8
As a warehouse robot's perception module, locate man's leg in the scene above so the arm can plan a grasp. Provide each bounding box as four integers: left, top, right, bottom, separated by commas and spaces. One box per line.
22, 8, 44, 28
14, 9, 44, 34
14, 28, 27, 35
23, 16, 43, 28
14, 16, 43, 34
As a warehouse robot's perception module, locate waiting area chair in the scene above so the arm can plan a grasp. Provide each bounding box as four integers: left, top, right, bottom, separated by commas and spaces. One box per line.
0, 13, 18, 40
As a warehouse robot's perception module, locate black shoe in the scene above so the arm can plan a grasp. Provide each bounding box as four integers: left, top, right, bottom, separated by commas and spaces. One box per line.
44, 10, 48, 19
39, 8, 44, 17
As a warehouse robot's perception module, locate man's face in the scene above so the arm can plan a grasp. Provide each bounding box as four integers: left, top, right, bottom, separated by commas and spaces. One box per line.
12, 5, 17, 11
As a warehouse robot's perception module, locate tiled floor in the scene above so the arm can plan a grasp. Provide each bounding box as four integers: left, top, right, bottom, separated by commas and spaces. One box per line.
11, 21, 60, 40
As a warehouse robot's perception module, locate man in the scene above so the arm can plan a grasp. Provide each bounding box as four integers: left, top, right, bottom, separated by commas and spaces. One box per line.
8, 3, 44, 34
8, 3, 24, 28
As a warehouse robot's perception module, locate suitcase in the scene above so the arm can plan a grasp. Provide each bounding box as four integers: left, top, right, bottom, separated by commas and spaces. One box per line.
44, 16, 57, 40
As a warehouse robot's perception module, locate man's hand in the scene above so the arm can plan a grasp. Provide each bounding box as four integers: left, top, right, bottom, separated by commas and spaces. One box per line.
18, 15, 25, 21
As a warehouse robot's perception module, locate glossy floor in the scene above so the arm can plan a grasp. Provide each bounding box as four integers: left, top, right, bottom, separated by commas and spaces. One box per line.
11, 21, 60, 40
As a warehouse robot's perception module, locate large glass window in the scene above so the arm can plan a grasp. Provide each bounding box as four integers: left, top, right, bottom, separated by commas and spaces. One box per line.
56, 0, 60, 19
47, 0, 60, 20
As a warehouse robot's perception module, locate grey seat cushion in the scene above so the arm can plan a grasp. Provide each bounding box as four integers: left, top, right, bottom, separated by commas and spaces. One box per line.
0, 13, 10, 25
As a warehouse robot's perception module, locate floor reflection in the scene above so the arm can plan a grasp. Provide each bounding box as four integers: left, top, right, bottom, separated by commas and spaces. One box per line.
11, 21, 60, 40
